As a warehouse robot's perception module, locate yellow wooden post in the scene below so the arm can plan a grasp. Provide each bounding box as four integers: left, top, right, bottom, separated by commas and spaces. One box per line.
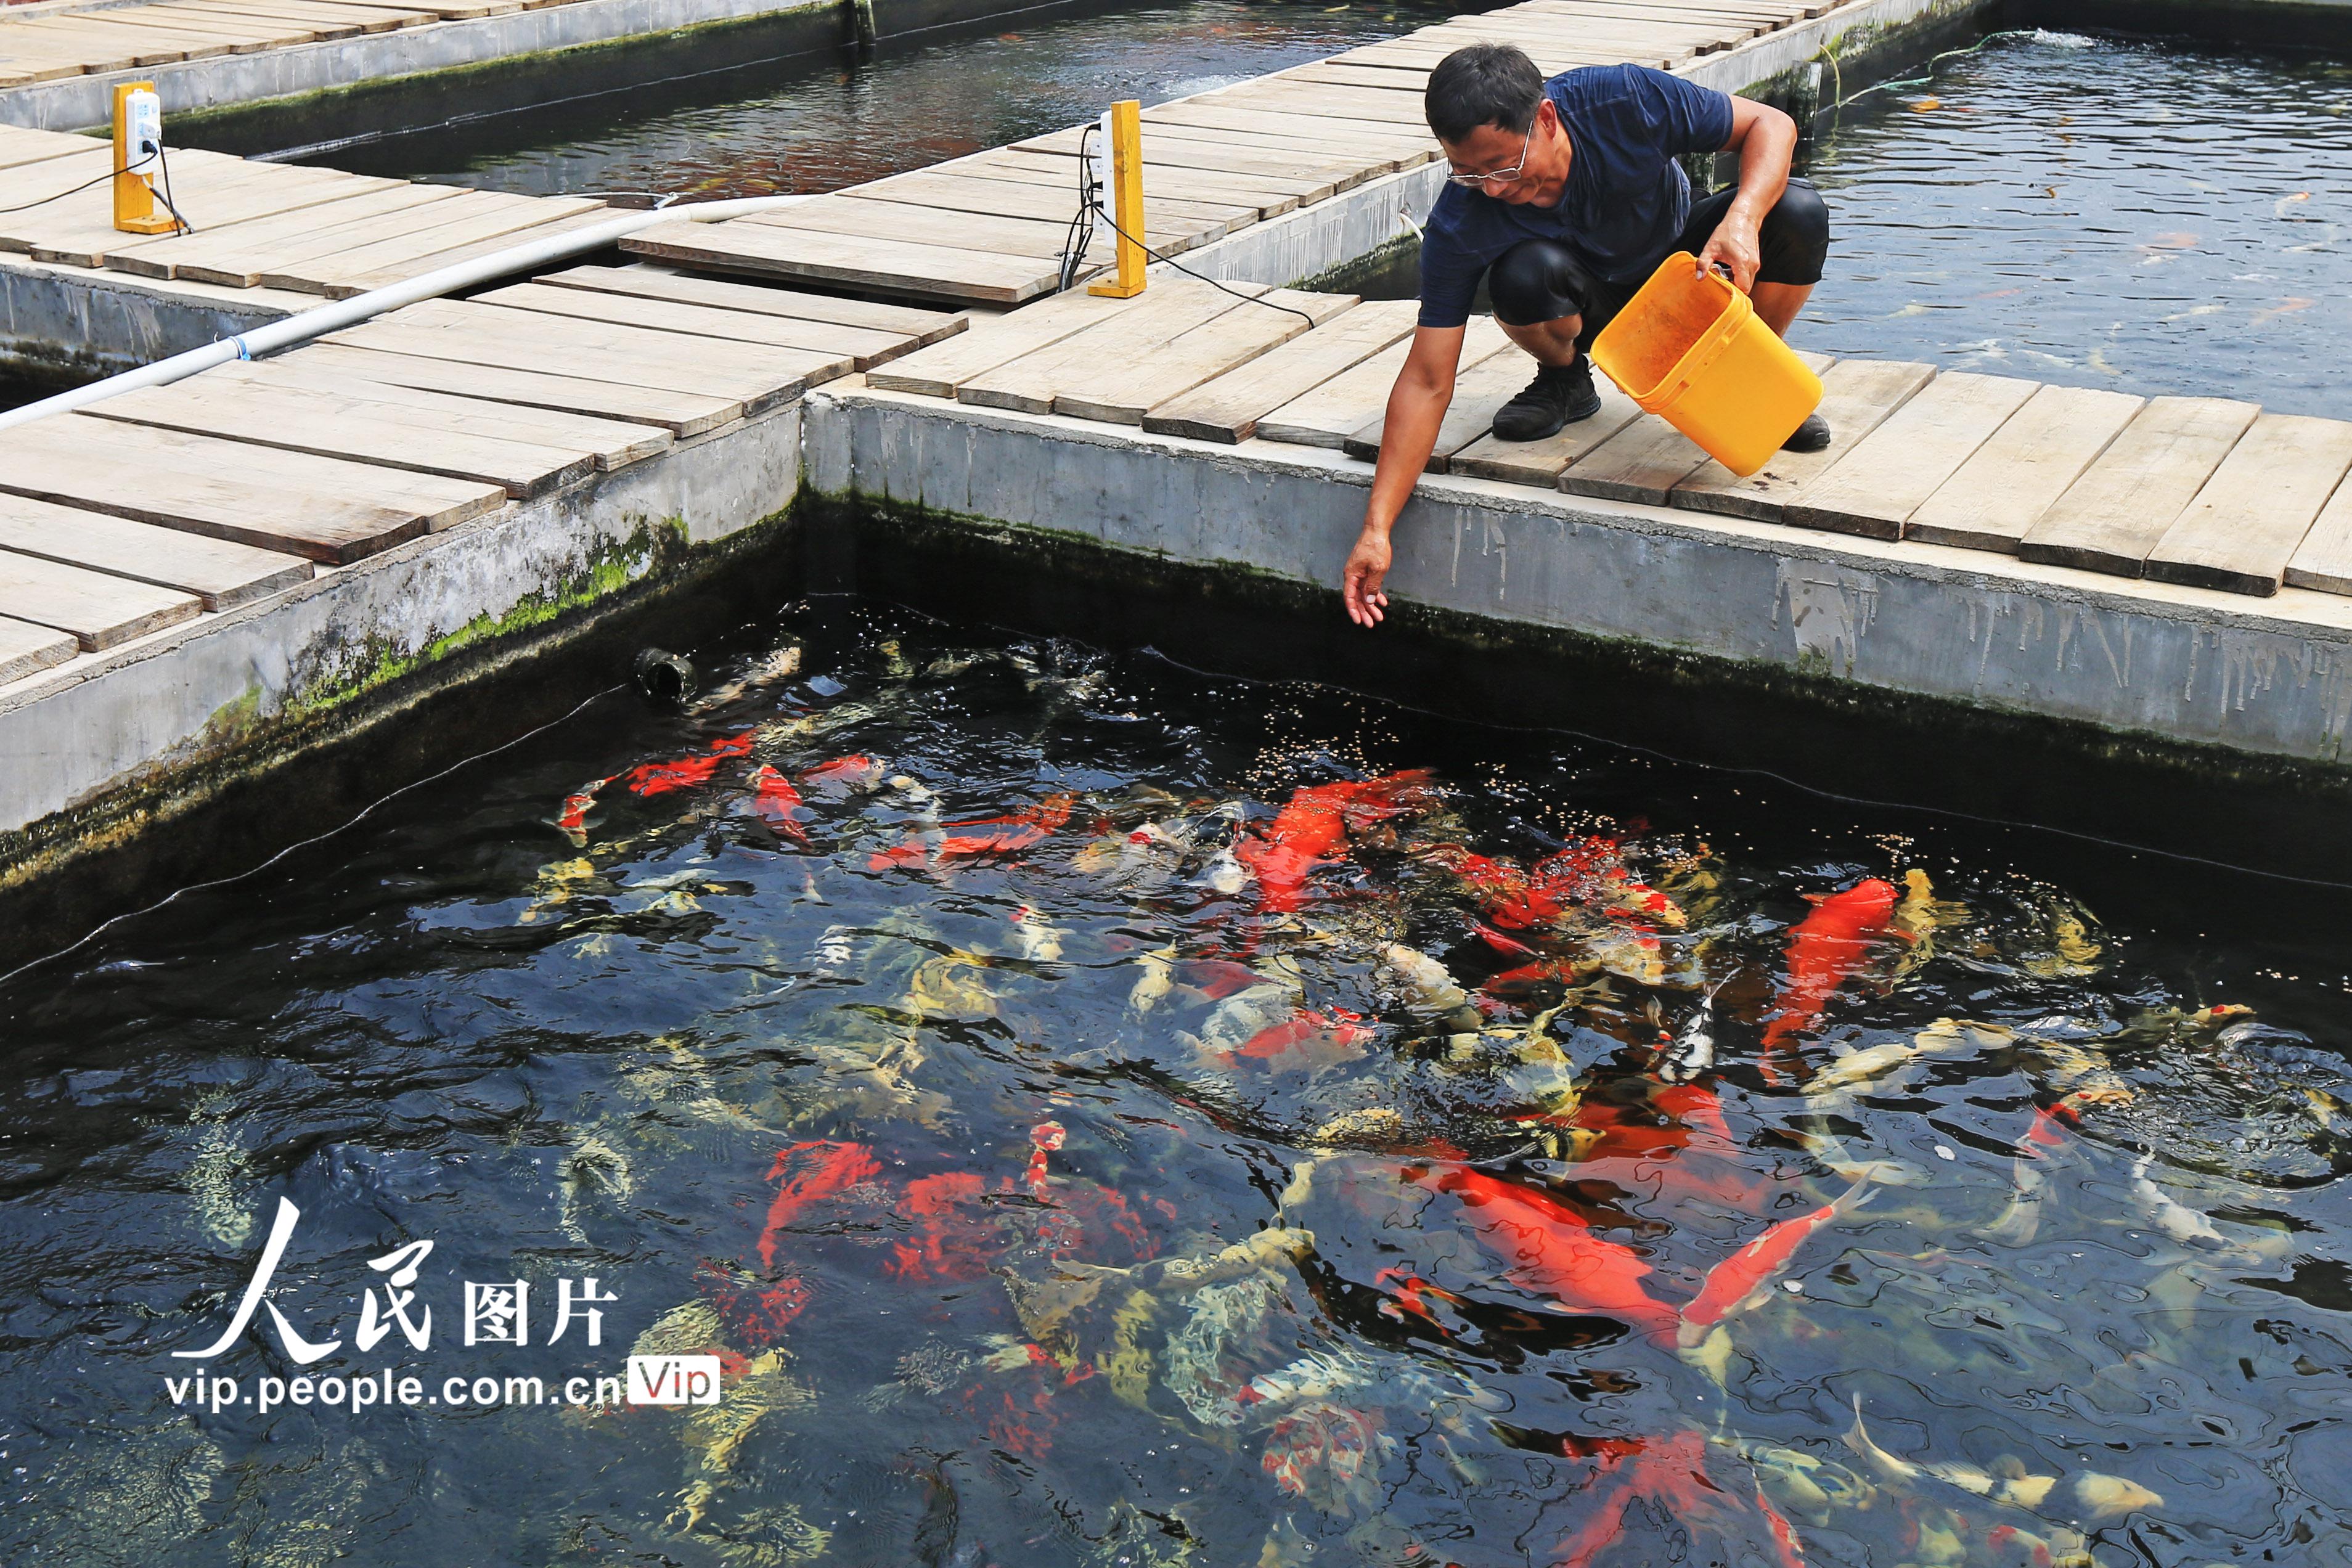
1087, 98, 1146, 298
112, 82, 176, 235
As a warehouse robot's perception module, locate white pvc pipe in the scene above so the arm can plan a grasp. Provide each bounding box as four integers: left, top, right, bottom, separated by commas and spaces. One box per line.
0, 191, 812, 433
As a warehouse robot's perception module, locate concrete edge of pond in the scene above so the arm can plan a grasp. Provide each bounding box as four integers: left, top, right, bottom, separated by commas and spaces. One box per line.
0, 255, 308, 380
0, 400, 802, 910
804, 382, 2352, 776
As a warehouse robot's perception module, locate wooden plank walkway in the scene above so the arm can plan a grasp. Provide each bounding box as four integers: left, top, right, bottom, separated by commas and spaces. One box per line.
0, 263, 963, 691
0, 0, 591, 88
619, 0, 1856, 303
873, 290, 2352, 604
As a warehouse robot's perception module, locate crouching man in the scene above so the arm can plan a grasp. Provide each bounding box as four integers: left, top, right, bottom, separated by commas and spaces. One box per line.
1342, 43, 1831, 627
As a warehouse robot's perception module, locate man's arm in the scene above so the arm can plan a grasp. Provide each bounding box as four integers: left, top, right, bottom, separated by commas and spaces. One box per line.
1694, 96, 1797, 292
1342, 324, 1466, 627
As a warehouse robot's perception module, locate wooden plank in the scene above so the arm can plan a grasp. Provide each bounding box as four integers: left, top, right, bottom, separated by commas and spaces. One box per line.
0, 126, 104, 172
960, 280, 1267, 414
1342, 333, 1528, 470
1143, 100, 1436, 157
0, 58, 92, 88
1220, 81, 1442, 126
0, 490, 310, 610
1011, 126, 1366, 195
0, 420, 431, 565
84, 377, 600, 499
1905, 384, 2144, 553
0, 547, 200, 651
0, 18, 201, 65
1055, 291, 1359, 425
1452, 374, 1643, 486
88, 7, 324, 51
1784, 373, 2040, 539
865, 288, 1125, 398
544, 263, 968, 344
949, 150, 1305, 219
266, 196, 605, 293
279, 342, 738, 438
619, 216, 1062, 307
995, 142, 1345, 204
182, 186, 531, 285
2143, 414, 2352, 596
475, 280, 911, 367
1143, 300, 1419, 443
1557, 411, 1709, 504
21, 161, 389, 269
1672, 358, 1933, 521
218, 357, 671, 470
107, 181, 468, 280
2287, 475, 2352, 596
841, 169, 1250, 238
164, 0, 362, 39
1135, 110, 1430, 168
2016, 396, 2260, 577
740, 194, 1110, 261
172, 0, 432, 29
325, 208, 619, 296
325, 298, 828, 410
60, 413, 507, 531
0, 615, 78, 685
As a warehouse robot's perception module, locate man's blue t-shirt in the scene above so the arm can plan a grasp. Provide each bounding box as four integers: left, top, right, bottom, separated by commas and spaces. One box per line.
1417, 64, 1735, 329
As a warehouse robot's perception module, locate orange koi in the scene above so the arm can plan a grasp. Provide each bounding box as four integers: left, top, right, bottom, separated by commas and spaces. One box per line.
746, 764, 809, 843
1372, 1267, 1469, 1333
798, 753, 885, 794
621, 731, 756, 796
1220, 1007, 1376, 1072
757, 1140, 881, 1273
554, 778, 609, 845
1676, 1180, 1870, 1349
1758, 878, 1905, 1074
1408, 1162, 1678, 1340
1237, 769, 1436, 912
1549, 1430, 1739, 1568
866, 792, 1077, 872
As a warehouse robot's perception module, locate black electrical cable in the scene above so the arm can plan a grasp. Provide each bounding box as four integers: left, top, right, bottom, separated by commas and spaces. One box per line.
0, 161, 129, 217
1070, 127, 1315, 325
151, 141, 194, 235
1056, 126, 1097, 293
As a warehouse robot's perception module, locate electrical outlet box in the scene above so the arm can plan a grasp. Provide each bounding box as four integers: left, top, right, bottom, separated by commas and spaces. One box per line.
122, 89, 161, 169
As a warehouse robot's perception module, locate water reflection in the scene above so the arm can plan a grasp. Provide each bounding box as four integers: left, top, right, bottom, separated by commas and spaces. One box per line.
1803, 30, 2352, 419
3, 603, 2347, 1564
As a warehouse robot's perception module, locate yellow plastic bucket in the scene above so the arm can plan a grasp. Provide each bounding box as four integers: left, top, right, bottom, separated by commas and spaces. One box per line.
1589, 250, 1823, 479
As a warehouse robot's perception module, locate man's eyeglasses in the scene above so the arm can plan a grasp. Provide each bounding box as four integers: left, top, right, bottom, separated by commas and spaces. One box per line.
1445, 121, 1535, 189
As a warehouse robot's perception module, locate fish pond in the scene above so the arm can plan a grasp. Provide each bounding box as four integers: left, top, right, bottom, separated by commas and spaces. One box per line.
1, 601, 2348, 1567
275, 0, 1470, 197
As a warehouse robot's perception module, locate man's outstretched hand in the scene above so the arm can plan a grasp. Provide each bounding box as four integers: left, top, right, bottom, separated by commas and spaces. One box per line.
1696, 216, 1762, 294
1342, 529, 1392, 627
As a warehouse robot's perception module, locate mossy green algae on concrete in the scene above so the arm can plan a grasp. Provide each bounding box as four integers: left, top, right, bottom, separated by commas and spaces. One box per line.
284, 513, 686, 722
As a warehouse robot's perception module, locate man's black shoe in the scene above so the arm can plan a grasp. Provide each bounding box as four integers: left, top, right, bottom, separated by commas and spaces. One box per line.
1782, 412, 1832, 453
1492, 357, 1602, 443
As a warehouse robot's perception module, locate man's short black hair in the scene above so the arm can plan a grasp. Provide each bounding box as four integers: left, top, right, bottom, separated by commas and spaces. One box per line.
1424, 43, 1545, 145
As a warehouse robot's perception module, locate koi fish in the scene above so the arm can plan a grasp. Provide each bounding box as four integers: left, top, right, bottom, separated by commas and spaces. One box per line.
622, 731, 756, 796
1759, 878, 1906, 1076
1217, 1008, 1376, 1073
1372, 1267, 1469, 1334
1975, 1097, 2083, 1247
867, 793, 1077, 872
746, 764, 809, 844
1847, 1397, 2158, 1521
1406, 1162, 1679, 1339
798, 753, 886, 794
757, 1140, 882, 1272
1655, 986, 1719, 1084
1678, 1180, 1871, 1350
1238, 770, 1436, 912
553, 778, 610, 846
1548, 1431, 1762, 1568
2128, 1155, 2226, 1249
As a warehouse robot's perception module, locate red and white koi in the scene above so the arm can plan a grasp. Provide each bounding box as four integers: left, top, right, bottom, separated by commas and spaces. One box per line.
1677, 1179, 1872, 1351
1759, 878, 1907, 1080
1236, 769, 1437, 913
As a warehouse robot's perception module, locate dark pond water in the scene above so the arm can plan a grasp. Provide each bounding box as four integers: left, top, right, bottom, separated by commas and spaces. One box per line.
4, 598, 2348, 1566
1800, 30, 2352, 421
309, 0, 1467, 199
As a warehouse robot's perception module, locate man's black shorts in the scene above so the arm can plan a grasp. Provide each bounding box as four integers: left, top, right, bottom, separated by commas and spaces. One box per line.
1485, 178, 1830, 346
